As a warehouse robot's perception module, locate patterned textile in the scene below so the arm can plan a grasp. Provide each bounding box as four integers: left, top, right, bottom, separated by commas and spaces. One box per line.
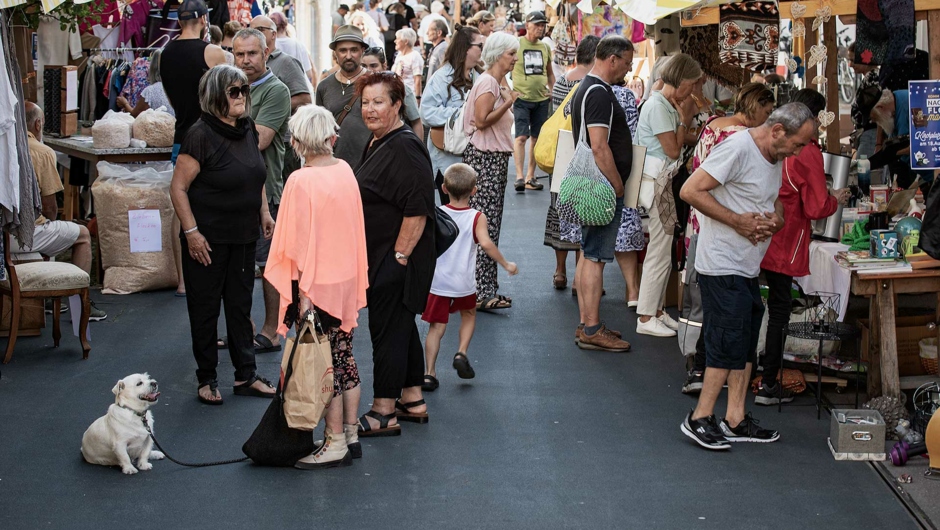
852, 69, 881, 128
327, 327, 360, 396
718, 2, 779, 73
614, 207, 644, 253
857, 0, 914, 66
120, 57, 151, 108
611, 85, 639, 137
464, 144, 511, 302
544, 191, 581, 251
680, 25, 748, 91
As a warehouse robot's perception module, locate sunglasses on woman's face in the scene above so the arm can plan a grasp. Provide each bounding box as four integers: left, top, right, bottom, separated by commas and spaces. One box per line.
227, 85, 251, 99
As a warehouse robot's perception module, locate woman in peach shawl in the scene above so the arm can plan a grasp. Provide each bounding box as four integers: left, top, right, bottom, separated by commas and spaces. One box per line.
264, 104, 369, 469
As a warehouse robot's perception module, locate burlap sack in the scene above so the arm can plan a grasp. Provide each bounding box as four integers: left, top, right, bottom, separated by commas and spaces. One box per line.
92, 162, 180, 294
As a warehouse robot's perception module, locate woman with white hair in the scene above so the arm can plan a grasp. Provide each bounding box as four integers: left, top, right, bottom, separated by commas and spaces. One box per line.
460, 32, 520, 311
264, 104, 369, 468
349, 10, 385, 50
392, 27, 424, 94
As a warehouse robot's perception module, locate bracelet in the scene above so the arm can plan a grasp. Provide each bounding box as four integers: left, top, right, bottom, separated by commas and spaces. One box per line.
183, 226, 199, 234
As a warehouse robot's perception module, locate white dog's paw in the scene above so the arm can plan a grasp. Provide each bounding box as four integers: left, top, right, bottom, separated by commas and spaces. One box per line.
137, 461, 153, 471
150, 450, 165, 460
121, 466, 139, 475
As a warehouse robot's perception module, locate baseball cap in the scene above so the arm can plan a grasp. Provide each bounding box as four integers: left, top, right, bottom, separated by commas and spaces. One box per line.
526, 11, 548, 24
330, 25, 366, 50
177, 0, 209, 21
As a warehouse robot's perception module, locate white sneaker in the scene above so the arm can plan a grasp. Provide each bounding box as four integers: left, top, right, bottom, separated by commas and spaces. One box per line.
637, 317, 677, 337
659, 312, 679, 331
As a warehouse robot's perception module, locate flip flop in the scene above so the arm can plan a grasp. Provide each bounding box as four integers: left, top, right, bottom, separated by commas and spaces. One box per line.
174, 291, 187, 297
197, 381, 223, 405
253, 333, 281, 353
453, 352, 475, 379
218, 336, 228, 350
422, 375, 440, 392
358, 410, 402, 437
233, 374, 275, 398
395, 399, 429, 423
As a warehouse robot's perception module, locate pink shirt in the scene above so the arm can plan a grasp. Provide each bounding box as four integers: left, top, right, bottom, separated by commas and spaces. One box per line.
464, 73, 514, 153
264, 162, 369, 334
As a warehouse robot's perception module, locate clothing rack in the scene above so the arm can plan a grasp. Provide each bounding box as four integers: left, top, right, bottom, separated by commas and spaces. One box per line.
84, 47, 161, 53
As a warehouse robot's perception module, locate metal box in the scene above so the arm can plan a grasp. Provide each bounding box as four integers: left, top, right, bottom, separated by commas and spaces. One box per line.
830, 409, 886, 455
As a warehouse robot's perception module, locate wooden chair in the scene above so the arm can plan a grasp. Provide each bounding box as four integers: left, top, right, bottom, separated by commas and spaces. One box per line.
0, 230, 91, 364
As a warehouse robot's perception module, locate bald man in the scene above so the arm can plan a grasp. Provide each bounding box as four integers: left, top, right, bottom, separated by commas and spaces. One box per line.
250, 15, 311, 112
21, 102, 106, 320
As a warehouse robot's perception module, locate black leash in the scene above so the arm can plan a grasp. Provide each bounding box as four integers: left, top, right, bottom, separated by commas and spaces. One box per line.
142, 416, 249, 467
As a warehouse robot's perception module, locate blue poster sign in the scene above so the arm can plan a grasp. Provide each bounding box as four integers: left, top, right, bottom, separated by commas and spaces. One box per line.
909, 80, 940, 170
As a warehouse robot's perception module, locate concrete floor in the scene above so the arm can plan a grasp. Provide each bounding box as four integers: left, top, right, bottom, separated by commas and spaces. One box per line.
0, 175, 920, 529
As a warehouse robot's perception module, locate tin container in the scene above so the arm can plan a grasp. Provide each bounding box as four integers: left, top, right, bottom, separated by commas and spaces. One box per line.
870, 229, 899, 258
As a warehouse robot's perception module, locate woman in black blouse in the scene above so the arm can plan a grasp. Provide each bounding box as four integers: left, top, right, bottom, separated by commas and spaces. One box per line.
170, 65, 276, 405
354, 71, 436, 437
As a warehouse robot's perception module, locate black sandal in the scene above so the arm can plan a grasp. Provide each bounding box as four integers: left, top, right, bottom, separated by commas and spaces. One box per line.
422, 375, 440, 392
357, 410, 402, 437
197, 381, 223, 405
253, 333, 281, 353
217, 336, 228, 350
233, 374, 275, 398
395, 399, 429, 424
453, 352, 476, 380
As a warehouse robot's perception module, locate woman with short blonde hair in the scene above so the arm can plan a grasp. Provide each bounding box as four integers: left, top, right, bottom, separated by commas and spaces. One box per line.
265, 102, 369, 468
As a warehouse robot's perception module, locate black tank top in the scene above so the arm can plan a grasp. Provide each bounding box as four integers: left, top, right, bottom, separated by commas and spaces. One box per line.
161, 39, 210, 145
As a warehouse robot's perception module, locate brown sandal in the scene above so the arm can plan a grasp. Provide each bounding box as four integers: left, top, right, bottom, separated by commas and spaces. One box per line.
553, 273, 567, 290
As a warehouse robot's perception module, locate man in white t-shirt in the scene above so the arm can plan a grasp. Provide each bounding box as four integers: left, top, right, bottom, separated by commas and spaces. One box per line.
678, 102, 816, 451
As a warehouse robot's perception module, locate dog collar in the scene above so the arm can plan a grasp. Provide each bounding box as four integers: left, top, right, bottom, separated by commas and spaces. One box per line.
116, 403, 147, 417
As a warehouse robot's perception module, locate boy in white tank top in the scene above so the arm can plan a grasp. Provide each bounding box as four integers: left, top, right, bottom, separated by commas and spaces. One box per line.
422, 164, 518, 391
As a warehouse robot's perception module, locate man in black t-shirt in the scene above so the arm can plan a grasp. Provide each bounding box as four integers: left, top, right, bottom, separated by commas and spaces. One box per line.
570, 35, 635, 353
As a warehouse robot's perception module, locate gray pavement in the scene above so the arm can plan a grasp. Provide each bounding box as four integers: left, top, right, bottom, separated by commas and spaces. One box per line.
0, 177, 918, 529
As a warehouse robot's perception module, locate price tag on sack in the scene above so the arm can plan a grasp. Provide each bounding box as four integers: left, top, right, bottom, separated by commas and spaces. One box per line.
128, 209, 162, 253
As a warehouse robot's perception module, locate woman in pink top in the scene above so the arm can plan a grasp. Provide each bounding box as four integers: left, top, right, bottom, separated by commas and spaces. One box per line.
264, 105, 369, 470
461, 31, 520, 311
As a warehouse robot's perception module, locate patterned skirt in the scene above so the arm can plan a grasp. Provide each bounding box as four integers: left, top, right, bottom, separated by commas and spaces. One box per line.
559, 206, 644, 253
544, 186, 582, 251
327, 327, 360, 396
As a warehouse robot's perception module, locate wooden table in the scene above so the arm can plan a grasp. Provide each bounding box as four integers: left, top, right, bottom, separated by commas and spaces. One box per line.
851, 270, 940, 398
44, 136, 172, 220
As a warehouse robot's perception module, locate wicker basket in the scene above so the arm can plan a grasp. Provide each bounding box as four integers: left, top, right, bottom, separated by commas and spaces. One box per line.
920, 338, 938, 375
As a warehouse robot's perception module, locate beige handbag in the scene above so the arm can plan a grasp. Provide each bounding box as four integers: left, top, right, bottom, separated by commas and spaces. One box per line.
280, 317, 334, 431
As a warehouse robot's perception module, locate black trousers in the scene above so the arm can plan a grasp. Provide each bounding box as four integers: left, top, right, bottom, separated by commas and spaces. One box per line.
367, 251, 425, 399
761, 268, 792, 386
181, 238, 258, 386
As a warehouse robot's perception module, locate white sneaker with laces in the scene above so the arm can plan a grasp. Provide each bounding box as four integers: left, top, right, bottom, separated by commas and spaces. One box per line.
658, 312, 679, 331
637, 317, 677, 337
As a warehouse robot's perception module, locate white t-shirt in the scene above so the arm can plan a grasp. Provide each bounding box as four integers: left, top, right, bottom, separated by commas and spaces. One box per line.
393, 49, 425, 92
276, 37, 313, 74
418, 13, 448, 43
695, 130, 782, 279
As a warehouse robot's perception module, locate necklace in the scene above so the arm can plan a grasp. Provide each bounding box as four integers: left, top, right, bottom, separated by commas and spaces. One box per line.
337, 68, 364, 96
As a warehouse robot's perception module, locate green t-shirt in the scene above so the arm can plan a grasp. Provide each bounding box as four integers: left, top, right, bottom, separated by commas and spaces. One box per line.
249, 72, 291, 204
635, 91, 679, 163
512, 38, 552, 102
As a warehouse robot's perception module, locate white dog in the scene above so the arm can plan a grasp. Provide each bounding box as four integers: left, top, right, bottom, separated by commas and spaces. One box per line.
81, 373, 165, 474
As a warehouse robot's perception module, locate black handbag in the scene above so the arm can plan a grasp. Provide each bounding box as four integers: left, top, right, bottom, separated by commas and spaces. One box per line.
146, 1, 182, 47
241, 335, 315, 467
921, 181, 940, 259
434, 206, 459, 257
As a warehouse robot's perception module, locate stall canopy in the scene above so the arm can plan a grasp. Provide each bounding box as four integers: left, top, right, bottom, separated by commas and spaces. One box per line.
615, 0, 716, 25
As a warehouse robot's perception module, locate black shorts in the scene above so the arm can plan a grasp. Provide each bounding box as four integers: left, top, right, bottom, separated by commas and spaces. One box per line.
255, 200, 279, 267
699, 273, 764, 370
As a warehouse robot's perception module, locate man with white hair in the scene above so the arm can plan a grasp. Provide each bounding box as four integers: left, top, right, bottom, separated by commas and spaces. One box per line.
863, 88, 933, 191
425, 18, 449, 82
679, 102, 818, 451
418, 1, 449, 43
21, 102, 106, 320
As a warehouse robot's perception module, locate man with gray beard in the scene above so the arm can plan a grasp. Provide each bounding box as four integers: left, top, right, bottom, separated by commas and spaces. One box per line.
315, 26, 371, 171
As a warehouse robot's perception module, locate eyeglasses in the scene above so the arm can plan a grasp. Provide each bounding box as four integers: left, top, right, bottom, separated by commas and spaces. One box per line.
227, 85, 251, 99
470, 43, 484, 50
257, 26, 277, 33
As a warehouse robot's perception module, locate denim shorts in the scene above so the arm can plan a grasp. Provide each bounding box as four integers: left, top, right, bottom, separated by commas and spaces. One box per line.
513, 99, 550, 138
580, 197, 624, 263
699, 273, 764, 370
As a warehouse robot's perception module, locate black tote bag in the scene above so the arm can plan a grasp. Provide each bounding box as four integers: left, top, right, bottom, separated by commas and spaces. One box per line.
242, 335, 315, 467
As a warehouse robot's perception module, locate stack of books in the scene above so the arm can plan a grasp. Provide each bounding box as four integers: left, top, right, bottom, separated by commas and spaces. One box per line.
835, 251, 913, 274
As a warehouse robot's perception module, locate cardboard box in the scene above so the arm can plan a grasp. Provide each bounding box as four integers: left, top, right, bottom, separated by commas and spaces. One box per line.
857, 315, 937, 376
870, 229, 899, 259
830, 409, 886, 455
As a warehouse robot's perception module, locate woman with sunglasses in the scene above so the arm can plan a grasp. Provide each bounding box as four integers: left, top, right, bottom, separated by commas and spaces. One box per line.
170, 65, 276, 405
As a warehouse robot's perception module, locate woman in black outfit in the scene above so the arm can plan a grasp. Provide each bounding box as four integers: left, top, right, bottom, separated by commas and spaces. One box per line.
354, 72, 436, 437
170, 64, 276, 405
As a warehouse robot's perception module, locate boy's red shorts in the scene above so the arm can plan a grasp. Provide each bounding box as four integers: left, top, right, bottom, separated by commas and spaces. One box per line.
421, 293, 477, 324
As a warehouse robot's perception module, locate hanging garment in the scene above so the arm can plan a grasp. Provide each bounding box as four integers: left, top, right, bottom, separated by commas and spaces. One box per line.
120, 57, 152, 108
856, 0, 914, 66
681, 25, 749, 91
0, 12, 41, 247
121, 0, 164, 48
36, 17, 83, 108
0, 17, 20, 217
718, 1, 779, 73
80, 62, 98, 122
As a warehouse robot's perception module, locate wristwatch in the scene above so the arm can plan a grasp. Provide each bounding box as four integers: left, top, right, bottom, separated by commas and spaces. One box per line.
395, 251, 408, 261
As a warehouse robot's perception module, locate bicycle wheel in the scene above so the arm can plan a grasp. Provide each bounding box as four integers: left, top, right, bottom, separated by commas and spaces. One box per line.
839, 59, 856, 104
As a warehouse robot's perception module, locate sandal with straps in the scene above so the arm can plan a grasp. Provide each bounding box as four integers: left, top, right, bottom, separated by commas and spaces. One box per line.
357, 410, 402, 437
197, 381, 223, 405
395, 399, 429, 424
233, 374, 275, 398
